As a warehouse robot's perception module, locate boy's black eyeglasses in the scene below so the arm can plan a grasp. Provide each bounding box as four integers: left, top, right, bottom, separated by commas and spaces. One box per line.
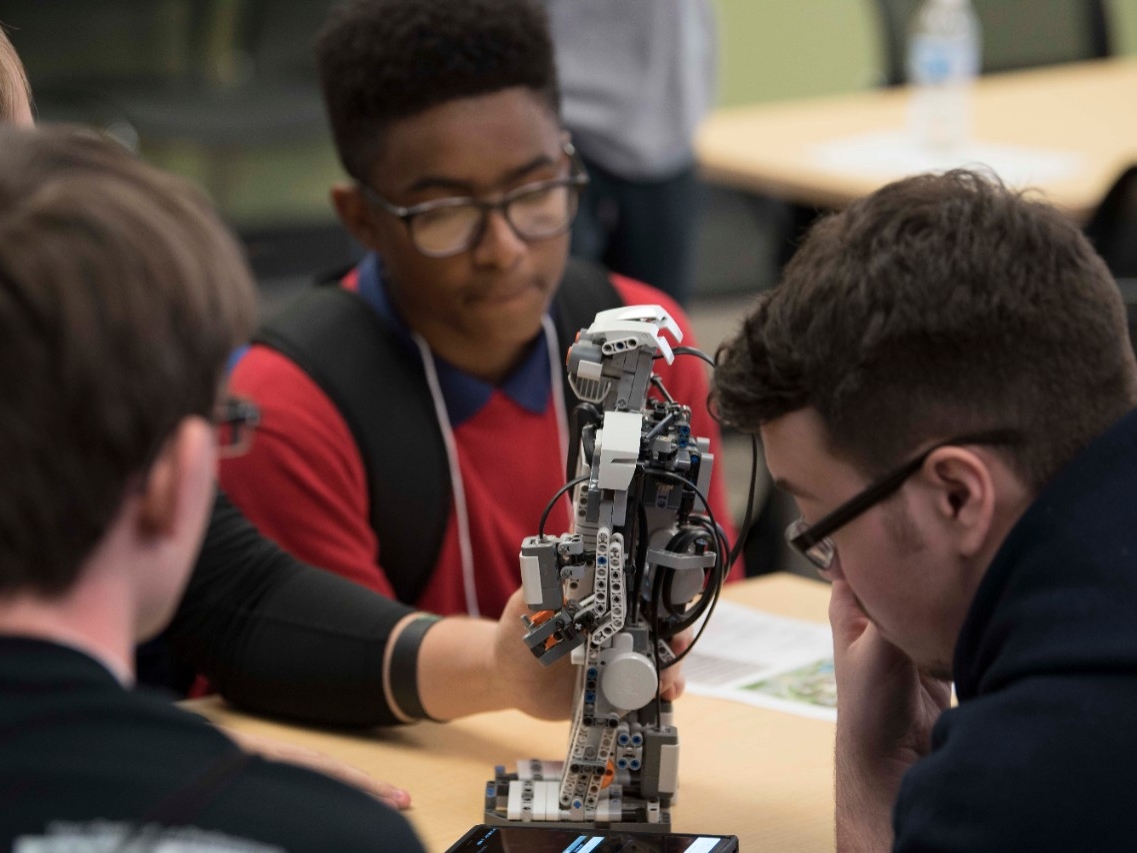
787, 429, 1023, 571
214, 396, 260, 458
357, 142, 589, 258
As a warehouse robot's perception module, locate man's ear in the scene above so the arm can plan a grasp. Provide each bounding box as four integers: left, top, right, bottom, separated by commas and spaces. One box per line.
330, 183, 383, 251
921, 448, 996, 559
136, 417, 214, 540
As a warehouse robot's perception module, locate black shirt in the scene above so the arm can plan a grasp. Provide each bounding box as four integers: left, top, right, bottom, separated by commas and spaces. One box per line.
0, 636, 424, 852
165, 492, 414, 726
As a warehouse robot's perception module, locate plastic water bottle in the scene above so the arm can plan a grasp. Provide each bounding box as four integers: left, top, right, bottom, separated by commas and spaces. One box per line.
906, 0, 981, 152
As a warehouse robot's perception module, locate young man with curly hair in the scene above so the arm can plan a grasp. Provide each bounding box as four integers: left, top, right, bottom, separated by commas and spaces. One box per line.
714, 170, 1137, 850
218, 0, 735, 724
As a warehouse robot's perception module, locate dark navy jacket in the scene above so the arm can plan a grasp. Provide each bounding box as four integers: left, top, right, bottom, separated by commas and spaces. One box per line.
894, 407, 1137, 851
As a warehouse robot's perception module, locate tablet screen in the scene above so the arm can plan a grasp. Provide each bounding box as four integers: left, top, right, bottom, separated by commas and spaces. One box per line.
445, 824, 739, 853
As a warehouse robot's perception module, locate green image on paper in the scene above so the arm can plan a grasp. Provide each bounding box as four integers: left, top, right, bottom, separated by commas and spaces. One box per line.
743, 659, 837, 708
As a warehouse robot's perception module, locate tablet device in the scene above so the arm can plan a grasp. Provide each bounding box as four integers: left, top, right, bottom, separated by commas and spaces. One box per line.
444, 824, 739, 852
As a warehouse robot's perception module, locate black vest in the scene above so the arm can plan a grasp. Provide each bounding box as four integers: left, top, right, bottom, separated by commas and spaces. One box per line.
253, 257, 623, 604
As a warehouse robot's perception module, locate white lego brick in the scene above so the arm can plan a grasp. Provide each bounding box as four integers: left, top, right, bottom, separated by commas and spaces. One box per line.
507, 781, 525, 821
534, 780, 561, 821
577, 357, 603, 380
657, 743, 680, 795
519, 554, 544, 606
598, 411, 642, 491
530, 778, 546, 821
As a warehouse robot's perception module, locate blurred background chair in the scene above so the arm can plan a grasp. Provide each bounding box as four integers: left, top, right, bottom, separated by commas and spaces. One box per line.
1086, 165, 1137, 279
874, 0, 1112, 86
1084, 165, 1137, 351
6, 0, 357, 300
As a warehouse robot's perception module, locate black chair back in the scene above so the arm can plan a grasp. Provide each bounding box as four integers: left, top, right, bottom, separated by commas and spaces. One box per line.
874, 0, 1111, 87
1086, 166, 1137, 281
1084, 166, 1137, 353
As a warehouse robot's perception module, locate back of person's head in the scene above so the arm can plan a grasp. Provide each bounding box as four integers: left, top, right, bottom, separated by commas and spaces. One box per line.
714, 169, 1137, 493
0, 27, 31, 124
315, 0, 559, 181
0, 125, 256, 597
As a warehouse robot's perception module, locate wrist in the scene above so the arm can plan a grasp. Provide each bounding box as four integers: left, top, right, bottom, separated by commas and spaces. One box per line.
416, 616, 504, 720
383, 612, 442, 723
834, 729, 909, 853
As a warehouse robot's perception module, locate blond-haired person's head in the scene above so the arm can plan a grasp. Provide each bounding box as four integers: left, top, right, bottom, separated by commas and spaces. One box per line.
0, 27, 32, 126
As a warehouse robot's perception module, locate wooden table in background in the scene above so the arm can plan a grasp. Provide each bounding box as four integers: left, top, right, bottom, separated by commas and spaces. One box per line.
188, 573, 836, 852
697, 57, 1137, 221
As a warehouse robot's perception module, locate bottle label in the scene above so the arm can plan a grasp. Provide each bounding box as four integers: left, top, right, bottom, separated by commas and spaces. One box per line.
909, 35, 979, 85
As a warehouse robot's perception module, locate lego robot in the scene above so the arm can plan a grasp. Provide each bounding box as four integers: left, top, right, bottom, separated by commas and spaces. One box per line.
485, 305, 728, 830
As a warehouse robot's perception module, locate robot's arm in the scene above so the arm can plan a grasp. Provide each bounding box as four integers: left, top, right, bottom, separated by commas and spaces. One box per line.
492, 304, 728, 828
519, 305, 719, 667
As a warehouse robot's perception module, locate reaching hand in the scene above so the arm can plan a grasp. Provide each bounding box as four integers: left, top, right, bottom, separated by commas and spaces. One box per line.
829, 578, 951, 851
223, 727, 411, 810
491, 587, 578, 721
490, 590, 692, 719
659, 627, 692, 702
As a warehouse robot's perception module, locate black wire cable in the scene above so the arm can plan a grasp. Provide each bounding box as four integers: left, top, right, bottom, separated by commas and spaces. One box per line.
649, 375, 675, 404
726, 433, 761, 569
659, 347, 763, 572
659, 528, 714, 617
646, 469, 730, 669
629, 496, 650, 623
650, 526, 707, 619
536, 458, 736, 670
654, 345, 716, 369
537, 474, 590, 537
652, 634, 663, 723
566, 402, 601, 481
647, 345, 758, 570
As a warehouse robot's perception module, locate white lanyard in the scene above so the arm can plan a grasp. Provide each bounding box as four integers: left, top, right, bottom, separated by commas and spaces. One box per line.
411, 317, 569, 617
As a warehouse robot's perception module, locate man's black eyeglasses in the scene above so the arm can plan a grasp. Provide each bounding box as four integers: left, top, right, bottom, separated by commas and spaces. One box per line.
357, 142, 589, 259
214, 396, 260, 458
787, 429, 1022, 571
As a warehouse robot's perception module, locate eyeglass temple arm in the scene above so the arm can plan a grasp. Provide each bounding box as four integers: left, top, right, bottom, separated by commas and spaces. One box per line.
791, 454, 928, 550
791, 428, 1022, 550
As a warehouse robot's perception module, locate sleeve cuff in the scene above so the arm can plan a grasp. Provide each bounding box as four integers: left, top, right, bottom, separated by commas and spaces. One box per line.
384, 613, 442, 723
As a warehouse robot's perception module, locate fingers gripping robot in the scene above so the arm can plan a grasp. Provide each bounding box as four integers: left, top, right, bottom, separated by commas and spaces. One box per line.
485, 305, 729, 830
